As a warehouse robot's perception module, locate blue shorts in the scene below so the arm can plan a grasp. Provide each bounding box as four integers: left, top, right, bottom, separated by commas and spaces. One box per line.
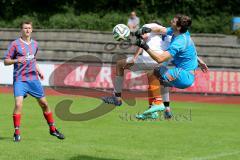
154, 66, 195, 89
13, 80, 45, 98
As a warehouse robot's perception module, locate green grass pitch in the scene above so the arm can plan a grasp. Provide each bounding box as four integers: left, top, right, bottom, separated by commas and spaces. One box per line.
0, 93, 240, 160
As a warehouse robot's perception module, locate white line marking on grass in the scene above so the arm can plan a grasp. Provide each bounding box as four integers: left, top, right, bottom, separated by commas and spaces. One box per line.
192, 151, 240, 160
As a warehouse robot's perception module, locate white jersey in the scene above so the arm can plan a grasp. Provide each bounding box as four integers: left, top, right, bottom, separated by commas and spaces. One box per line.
126, 23, 172, 71
142, 23, 171, 57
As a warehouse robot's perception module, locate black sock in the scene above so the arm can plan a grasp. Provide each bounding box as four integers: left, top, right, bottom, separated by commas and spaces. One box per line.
114, 92, 121, 97
164, 102, 170, 107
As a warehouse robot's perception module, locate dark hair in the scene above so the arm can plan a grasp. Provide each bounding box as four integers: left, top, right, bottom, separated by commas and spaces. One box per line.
20, 21, 33, 29
175, 14, 191, 33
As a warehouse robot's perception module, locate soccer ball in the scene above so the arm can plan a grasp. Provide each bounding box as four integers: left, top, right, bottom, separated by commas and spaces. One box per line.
112, 24, 130, 41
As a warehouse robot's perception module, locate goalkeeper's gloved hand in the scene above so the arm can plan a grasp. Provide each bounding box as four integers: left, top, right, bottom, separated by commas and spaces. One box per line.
134, 27, 152, 38
135, 38, 149, 51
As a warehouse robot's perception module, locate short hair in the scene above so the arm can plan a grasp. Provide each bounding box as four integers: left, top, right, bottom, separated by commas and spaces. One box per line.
174, 14, 192, 33
20, 21, 33, 29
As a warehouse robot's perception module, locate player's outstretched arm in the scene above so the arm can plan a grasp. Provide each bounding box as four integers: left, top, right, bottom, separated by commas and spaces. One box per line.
150, 25, 167, 35
146, 49, 172, 63
135, 38, 171, 63
197, 57, 208, 73
133, 47, 143, 60
135, 25, 167, 37
124, 47, 143, 69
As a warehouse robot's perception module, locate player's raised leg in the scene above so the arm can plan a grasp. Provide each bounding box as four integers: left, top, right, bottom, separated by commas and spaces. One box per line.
102, 58, 131, 106
102, 47, 142, 106
37, 97, 65, 140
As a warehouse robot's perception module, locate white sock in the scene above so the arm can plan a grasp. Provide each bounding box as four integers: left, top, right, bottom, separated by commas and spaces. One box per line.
114, 76, 124, 95
161, 86, 170, 102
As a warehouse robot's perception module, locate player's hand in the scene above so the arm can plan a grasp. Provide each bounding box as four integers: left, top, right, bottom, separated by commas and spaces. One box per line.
123, 58, 135, 69
135, 38, 149, 51
199, 61, 208, 73
38, 71, 44, 80
135, 27, 152, 38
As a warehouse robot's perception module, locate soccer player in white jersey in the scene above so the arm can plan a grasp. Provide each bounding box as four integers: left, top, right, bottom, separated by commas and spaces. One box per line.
102, 21, 173, 119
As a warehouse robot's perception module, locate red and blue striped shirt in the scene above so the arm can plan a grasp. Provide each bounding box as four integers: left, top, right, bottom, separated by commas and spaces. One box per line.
4, 38, 39, 82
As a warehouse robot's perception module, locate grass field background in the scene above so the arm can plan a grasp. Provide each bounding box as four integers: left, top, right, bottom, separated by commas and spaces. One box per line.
0, 93, 240, 160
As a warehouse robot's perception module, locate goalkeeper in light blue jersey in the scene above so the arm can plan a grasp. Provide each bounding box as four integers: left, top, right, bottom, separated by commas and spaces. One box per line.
135, 14, 208, 119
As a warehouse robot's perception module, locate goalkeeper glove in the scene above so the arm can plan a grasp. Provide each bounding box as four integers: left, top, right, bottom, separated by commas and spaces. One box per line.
134, 27, 152, 38
135, 38, 149, 51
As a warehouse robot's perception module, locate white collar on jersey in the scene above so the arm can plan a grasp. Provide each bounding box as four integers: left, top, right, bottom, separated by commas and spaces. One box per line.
20, 37, 32, 45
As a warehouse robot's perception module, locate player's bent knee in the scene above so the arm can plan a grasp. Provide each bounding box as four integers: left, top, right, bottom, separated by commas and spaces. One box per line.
40, 101, 48, 108
153, 66, 173, 87
15, 98, 23, 108
15, 102, 23, 108
154, 66, 168, 78
38, 98, 48, 108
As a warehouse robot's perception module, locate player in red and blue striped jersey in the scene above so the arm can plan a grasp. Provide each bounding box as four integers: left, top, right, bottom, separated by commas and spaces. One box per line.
4, 21, 65, 142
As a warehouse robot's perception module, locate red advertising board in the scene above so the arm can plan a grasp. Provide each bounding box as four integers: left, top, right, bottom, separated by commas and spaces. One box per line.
52, 64, 240, 95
